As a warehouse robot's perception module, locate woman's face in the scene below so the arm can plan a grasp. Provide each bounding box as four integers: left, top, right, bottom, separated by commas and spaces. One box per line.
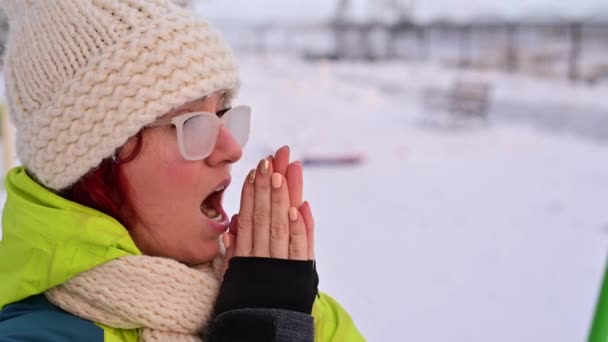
120, 92, 242, 265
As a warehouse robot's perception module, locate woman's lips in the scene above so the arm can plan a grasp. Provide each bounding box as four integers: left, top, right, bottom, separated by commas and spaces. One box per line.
204, 210, 230, 233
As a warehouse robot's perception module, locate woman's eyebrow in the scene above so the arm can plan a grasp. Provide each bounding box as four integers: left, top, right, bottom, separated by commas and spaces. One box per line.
166, 93, 227, 118
166, 107, 193, 119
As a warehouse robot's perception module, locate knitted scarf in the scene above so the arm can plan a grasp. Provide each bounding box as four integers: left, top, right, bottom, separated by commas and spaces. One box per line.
45, 255, 224, 342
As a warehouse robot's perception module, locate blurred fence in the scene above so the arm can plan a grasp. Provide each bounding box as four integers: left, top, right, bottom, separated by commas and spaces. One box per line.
218, 19, 608, 84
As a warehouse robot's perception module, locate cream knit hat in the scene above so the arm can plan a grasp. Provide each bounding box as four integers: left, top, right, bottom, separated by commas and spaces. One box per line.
1, 0, 240, 191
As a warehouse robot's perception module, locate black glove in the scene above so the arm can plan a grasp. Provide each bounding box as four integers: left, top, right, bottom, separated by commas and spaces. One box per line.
213, 257, 319, 317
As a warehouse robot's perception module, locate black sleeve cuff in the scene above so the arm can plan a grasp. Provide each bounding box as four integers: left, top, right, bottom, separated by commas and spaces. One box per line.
213, 257, 319, 317
205, 308, 314, 342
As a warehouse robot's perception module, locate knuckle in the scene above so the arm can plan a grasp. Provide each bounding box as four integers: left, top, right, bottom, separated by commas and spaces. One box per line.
252, 210, 269, 225
290, 226, 307, 237
270, 222, 288, 239
237, 216, 253, 230
289, 243, 306, 258
255, 177, 270, 189
271, 193, 284, 204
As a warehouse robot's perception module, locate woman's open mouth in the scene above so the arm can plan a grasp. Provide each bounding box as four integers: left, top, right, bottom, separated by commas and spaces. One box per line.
200, 178, 231, 232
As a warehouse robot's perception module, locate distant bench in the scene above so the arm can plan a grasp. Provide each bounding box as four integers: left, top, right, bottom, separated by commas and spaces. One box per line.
422, 80, 492, 118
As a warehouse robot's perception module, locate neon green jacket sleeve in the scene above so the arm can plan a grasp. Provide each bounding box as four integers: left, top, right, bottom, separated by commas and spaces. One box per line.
1, 167, 365, 342
313, 293, 366, 342
589, 262, 608, 342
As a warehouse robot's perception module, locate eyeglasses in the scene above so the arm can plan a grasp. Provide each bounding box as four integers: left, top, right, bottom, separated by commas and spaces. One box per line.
146, 105, 251, 161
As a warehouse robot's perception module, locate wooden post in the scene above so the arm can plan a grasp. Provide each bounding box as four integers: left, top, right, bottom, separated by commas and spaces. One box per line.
333, 0, 351, 60
417, 25, 429, 61
387, 24, 398, 59
459, 24, 472, 68
362, 24, 375, 61
505, 22, 519, 72
568, 21, 583, 82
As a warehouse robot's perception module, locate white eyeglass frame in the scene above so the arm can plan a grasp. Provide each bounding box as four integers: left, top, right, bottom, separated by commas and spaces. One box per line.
146, 105, 251, 161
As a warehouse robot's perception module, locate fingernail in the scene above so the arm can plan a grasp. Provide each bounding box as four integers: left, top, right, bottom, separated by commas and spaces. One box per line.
284, 145, 290, 151
301, 201, 311, 212
223, 233, 231, 249
289, 207, 299, 221
247, 169, 256, 183
259, 159, 269, 175
271, 173, 282, 189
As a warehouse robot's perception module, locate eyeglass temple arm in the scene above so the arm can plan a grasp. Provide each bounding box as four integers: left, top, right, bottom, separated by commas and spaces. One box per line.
146, 117, 174, 127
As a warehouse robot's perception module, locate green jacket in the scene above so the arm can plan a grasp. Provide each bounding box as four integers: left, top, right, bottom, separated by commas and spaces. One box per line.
589, 261, 608, 342
0, 167, 365, 341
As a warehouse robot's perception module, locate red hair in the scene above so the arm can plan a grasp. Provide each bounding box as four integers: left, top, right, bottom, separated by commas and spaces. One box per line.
61, 132, 144, 229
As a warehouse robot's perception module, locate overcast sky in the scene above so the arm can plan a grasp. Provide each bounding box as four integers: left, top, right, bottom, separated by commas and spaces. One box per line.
195, 0, 608, 24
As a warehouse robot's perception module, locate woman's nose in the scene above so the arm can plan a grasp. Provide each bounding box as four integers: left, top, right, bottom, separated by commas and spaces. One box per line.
205, 125, 243, 166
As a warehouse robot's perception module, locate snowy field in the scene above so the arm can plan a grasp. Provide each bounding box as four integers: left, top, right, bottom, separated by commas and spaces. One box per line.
1, 54, 608, 341
224, 55, 608, 342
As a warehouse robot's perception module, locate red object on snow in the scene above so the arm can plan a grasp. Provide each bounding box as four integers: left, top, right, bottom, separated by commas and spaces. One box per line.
301, 154, 365, 167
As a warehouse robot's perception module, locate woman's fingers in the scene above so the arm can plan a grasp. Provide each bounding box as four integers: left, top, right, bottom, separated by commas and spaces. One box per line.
273, 145, 290, 176
227, 213, 239, 239
288, 207, 308, 261
286, 161, 303, 207
252, 158, 273, 257
270, 173, 290, 259
235, 170, 256, 256
300, 201, 315, 260
221, 215, 239, 276
222, 236, 235, 277
235, 150, 311, 261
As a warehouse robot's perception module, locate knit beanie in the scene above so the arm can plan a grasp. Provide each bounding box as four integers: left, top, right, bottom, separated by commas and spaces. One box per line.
0, 0, 240, 191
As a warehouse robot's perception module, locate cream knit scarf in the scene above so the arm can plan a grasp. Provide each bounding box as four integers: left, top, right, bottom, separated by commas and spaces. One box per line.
45, 255, 224, 342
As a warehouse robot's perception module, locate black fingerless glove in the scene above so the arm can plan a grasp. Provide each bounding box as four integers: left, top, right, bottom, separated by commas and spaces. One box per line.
213, 257, 319, 317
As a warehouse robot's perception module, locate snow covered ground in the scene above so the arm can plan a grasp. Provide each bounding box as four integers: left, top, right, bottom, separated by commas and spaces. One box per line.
223, 55, 608, 341
1, 54, 607, 341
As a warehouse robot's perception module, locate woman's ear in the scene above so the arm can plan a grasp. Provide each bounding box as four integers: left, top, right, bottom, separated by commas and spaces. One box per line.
117, 131, 145, 163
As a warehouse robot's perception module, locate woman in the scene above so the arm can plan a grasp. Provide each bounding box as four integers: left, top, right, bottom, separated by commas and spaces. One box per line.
0, 0, 364, 341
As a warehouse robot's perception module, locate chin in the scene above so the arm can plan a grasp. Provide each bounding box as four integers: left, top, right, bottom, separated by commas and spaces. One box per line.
180, 238, 221, 266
